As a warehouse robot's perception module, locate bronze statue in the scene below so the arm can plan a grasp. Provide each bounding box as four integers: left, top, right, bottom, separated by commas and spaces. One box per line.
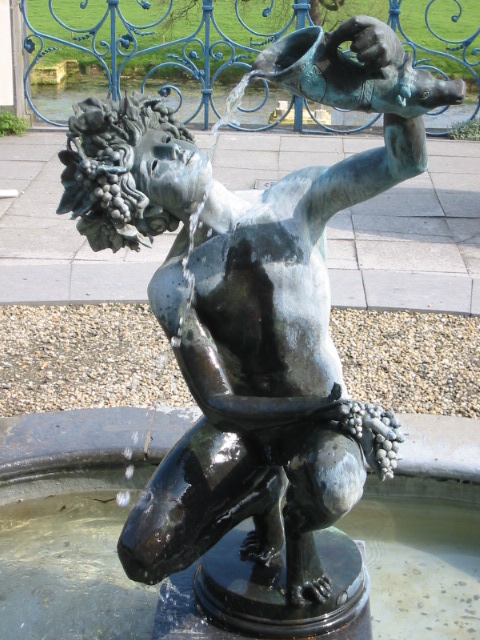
58, 16, 464, 634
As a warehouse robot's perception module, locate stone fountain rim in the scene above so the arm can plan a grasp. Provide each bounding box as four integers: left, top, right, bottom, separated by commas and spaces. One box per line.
0, 406, 479, 486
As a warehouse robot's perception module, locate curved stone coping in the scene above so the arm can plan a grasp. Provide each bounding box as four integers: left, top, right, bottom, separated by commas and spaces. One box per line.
0, 407, 478, 484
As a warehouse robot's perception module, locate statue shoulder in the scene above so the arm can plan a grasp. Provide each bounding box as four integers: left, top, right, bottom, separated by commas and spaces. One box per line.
263, 167, 328, 226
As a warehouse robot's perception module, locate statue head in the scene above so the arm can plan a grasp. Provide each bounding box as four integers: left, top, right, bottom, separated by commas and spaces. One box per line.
57, 93, 210, 252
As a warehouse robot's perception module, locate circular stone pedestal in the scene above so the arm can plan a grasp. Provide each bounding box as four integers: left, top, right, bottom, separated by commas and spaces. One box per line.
194, 525, 371, 639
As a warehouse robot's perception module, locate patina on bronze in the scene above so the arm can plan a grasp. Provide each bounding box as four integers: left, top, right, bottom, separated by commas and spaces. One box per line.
57, 16, 465, 639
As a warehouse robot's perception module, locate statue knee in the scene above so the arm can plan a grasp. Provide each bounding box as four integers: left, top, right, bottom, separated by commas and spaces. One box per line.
320, 450, 366, 520
285, 432, 366, 531
117, 488, 193, 585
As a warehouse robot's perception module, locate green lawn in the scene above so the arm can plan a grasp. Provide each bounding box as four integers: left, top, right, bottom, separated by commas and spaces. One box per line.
26, 0, 480, 84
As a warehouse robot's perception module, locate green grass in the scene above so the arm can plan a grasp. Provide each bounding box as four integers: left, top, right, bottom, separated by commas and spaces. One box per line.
26, 0, 480, 85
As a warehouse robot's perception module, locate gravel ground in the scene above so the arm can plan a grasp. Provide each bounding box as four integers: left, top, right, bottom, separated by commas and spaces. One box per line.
1, 303, 479, 419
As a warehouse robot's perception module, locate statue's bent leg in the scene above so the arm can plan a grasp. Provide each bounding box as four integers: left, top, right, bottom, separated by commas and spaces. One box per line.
283, 427, 366, 605
118, 417, 285, 584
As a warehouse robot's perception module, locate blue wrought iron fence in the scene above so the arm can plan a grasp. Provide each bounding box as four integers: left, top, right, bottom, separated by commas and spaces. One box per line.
20, 0, 480, 134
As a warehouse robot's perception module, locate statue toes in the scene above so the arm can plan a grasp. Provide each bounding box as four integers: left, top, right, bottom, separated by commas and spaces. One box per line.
300, 576, 332, 605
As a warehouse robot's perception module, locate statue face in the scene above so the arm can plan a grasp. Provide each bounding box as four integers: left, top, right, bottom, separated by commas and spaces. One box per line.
132, 130, 212, 224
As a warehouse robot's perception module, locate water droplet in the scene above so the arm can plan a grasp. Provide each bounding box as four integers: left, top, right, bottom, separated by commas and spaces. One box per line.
116, 491, 131, 508
123, 447, 133, 460
125, 464, 134, 480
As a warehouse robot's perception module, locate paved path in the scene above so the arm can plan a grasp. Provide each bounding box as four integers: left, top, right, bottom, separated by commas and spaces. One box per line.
0, 129, 479, 314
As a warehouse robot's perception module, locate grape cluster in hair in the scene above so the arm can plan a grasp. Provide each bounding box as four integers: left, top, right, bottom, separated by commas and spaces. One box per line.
57, 93, 195, 252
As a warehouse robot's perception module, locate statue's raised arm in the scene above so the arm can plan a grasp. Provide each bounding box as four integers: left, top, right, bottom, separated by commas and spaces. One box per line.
253, 17, 465, 239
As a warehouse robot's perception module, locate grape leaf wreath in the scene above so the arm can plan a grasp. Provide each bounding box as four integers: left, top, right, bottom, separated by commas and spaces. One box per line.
57, 92, 195, 252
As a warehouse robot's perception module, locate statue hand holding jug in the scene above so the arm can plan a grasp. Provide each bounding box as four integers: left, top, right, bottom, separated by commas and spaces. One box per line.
252, 15, 465, 119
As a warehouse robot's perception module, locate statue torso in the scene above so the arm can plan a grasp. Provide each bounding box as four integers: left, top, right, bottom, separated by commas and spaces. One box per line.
148, 183, 344, 399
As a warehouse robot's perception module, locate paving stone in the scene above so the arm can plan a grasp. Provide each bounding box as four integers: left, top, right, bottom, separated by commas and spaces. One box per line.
457, 244, 480, 276
0, 160, 44, 181
329, 269, 366, 308
430, 172, 480, 218
70, 262, 156, 302
279, 150, 343, 171
34, 158, 64, 182
327, 210, 354, 240
0, 128, 478, 319
0, 131, 66, 146
0, 179, 31, 193
427, 140, 480, 158
351, 184, 443, 218
74, 241, 127, 262
326, 239, 358, 269
7, 198, 63, 219
213, 149, 278, 171
353, 214, 452, 242
342, 137, 383, 154
363, 270, 472, 314
446, 218, 480, 244
0, 263, 71, 304
18, 181, 64, 202
427, 155, 480, 175
0, 198, 16, 218
0, 214, 67, 230
216, 133, 281, 151
192, 133, 214, 152
0, 144, 60, 162
0, 224, 84, 260
431, 172, 480, 193
214, 167, 280, 190
357, 239, 466, 273
280, 135, 343, 153
437, 192, 480, 218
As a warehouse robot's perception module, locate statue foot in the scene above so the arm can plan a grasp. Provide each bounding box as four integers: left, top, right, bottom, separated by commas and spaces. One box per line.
240, 529, 282, 566
289, 574, 332, 606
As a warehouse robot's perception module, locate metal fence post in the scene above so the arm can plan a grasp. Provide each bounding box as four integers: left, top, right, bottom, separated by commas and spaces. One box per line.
202, 0, 214, 130
293, 1, 310, 132
387, 0, 402, 33
108, 0, 120, 100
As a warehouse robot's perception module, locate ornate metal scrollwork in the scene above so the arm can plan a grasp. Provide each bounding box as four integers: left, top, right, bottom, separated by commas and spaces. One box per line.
20, 0, 479, 134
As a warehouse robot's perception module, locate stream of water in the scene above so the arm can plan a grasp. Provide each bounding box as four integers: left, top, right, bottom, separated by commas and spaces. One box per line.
169, 73, 254, 350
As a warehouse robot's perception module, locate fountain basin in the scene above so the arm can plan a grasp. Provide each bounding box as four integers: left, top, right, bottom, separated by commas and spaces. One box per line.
0, 408, 479, 639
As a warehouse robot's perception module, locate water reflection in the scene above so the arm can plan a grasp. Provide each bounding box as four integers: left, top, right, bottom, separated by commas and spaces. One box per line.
31, 76, 473, 131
